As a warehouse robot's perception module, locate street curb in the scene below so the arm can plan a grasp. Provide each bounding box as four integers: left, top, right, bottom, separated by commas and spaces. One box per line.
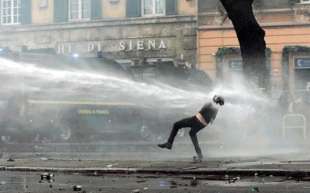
1, 166, 310, 178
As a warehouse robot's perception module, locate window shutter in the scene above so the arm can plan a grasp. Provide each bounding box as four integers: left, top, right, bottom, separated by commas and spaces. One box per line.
126, 0, 141, 17
54, 0, 69, 23
91, 0, 102, 19
166, 0, 177, 15
21, 0, 32, 24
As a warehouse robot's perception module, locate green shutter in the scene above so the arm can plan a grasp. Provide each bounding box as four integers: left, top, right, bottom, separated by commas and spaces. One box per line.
21, 0, 32, 24
91, 0, 102, 19
126, 0, 141, 17
166, 0, 177, 15
54, 0, 69, 23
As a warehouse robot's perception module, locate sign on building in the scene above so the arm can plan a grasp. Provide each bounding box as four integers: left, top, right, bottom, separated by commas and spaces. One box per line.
56, 39, 168, 55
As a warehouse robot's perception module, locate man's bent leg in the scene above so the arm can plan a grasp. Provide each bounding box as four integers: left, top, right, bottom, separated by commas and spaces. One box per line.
158, 117, 194, 150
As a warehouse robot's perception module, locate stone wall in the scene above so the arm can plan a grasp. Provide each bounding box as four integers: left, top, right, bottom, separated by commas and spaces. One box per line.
0, 15, 197, 66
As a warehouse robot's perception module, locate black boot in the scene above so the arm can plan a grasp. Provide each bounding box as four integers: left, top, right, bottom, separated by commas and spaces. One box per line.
157, 142, 172, 150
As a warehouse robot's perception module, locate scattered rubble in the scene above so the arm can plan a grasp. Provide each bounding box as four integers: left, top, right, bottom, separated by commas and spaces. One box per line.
224, 174, 229, 180
190, 177, 198, 186
251, 186, 260, 192
73, 185, 83, 191
228, 176, 240, 184
132, 188, 140, 193
40, 172, 54, 180
170, 180, 177, 188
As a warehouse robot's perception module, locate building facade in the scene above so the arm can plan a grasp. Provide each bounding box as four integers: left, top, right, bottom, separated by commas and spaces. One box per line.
0, 0, 197, 67
198, 0, 310, 94
1, 0, 310, 94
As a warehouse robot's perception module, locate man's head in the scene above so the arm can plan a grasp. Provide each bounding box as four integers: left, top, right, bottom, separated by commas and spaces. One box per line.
213, 95, 224, 106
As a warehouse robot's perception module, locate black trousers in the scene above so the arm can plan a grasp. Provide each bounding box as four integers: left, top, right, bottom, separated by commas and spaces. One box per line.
167, 116, 206, 156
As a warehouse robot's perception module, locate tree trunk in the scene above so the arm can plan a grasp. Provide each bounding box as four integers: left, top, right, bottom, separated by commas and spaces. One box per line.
219, 0, 268, 89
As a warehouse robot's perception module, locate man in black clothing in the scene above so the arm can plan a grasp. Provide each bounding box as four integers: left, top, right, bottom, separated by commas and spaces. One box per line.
158, 95, 224, 162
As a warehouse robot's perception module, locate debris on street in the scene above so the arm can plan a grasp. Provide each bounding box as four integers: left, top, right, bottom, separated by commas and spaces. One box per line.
40, 172, 54, 182
224, 174, 229, 180
190, 176, 198, 186
170, 180, 177, 188
73, 185, 83, 191
132, 188, 140, 193
251, 186, 260, 192
228, 176, 240, 184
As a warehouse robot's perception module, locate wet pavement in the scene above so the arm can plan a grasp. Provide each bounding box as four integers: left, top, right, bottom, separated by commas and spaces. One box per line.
1, 158, 310, 192
1, 170, 310, 193
2, 158, 310, 172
